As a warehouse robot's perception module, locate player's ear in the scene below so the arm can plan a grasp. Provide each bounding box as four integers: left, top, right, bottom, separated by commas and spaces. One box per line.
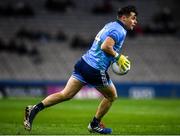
121, 15, 127, 22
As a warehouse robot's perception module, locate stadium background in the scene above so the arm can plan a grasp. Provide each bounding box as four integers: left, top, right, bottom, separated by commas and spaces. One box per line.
0, 0, 180, 135
0, 0, 180, 99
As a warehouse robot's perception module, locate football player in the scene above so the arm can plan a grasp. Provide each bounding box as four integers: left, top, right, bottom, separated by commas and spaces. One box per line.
24, 5, 138, 134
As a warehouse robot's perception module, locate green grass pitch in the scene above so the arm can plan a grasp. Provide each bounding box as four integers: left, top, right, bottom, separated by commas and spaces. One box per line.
0, 98, 180, 135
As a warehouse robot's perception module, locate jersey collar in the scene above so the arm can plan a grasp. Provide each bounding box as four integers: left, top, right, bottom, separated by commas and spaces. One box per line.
116, 20, 127, 30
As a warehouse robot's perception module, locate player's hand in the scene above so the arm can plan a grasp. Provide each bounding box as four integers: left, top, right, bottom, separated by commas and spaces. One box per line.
117, 55, 131, 72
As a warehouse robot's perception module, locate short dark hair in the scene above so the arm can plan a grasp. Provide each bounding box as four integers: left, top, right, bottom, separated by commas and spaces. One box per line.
117, 5, 138, 17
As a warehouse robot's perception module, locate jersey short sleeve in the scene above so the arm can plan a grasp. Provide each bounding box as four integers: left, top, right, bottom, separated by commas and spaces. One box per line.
82, 21, 127, 71
107, 29, 121, 44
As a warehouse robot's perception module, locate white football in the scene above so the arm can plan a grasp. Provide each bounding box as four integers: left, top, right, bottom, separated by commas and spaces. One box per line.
111, 62, 130, 75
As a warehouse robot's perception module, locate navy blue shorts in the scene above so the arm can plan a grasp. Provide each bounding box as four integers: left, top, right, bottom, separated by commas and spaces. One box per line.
72, 58, 112, 87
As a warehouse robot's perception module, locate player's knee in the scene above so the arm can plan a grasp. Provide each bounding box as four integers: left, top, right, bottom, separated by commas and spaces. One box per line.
65, 95, 73, 100
107, 94, 118, 102
112, 95, 118, 102
63, 94, 73, 101
61, 92, 74, 101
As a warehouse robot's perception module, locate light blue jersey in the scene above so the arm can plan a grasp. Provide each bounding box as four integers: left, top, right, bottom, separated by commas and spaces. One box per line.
82, 20, 127, 71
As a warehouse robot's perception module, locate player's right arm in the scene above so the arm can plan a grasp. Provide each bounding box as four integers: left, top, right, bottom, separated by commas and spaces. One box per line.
101, 36, 130, 71
101, 36, 117, 57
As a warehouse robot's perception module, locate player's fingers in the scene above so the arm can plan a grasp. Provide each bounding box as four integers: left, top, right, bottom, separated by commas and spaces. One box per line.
121, 65, 126, 71
124, 63, 129, 68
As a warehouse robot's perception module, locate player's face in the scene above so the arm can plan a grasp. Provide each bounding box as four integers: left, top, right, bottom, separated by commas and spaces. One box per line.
124, 12, 137, 30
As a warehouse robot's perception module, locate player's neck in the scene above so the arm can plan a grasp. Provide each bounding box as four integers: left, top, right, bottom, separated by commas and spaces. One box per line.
116, 19, 127, 30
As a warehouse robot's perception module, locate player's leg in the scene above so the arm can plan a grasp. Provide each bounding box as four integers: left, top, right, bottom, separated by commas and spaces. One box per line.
42, 76, 84, 106
88, 82, 118, 134
95, 82, 117, 120
24, 76, 84, 131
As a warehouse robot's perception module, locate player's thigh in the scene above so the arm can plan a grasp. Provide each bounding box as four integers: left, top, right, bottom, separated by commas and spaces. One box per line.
62, 76, 84, 98
96, 82, 118, 101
